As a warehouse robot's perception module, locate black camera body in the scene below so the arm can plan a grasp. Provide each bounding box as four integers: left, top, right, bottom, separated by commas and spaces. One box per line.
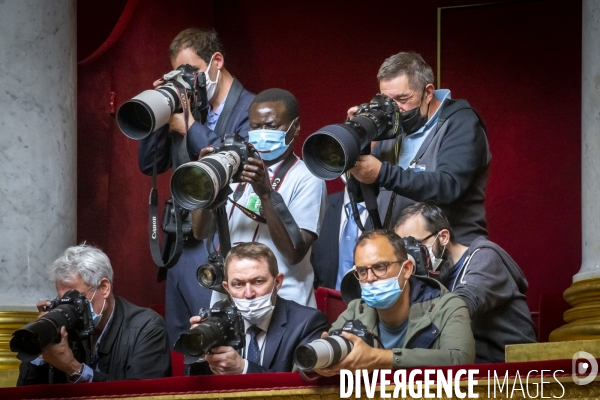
170, 133, 256, 210
159, 63, 209, 115
402, 236, 434, 277
294, 319, 374, 370
10, 290, 94, 362
302, 94, 400, 180
330, 320, 375, 345
211, 133, 255, 185
173, 300, 245, 364
196, 251, 226, 293
349, 94, 401, 143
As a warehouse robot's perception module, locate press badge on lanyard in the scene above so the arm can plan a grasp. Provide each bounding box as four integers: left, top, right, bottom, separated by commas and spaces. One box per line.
246, 194, 262, 213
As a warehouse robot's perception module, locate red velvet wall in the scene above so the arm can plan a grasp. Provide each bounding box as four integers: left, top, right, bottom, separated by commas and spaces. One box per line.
78, 0, 581, 312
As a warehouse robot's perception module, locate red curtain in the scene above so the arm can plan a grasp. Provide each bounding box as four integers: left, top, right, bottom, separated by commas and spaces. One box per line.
77, 0, 581, 311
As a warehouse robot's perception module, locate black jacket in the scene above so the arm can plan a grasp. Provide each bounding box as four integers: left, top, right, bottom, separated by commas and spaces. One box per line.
373, 99, 491, 245
190, 296, 329, 374
17, 296, 172, 385
452, 237, 537, 363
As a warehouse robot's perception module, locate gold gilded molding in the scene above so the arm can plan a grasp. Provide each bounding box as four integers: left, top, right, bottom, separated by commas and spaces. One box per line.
29, 381, 596, 400
551, 278, 600, 342
0, 310, 36, 387
506, 339, 600, 362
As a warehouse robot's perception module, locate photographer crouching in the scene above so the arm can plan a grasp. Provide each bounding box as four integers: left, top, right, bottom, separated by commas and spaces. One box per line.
14, 245, 171, 385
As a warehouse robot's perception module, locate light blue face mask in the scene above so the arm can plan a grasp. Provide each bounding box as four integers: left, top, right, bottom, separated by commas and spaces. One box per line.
248, 118, 297, 161
89, 288, 106, 328
359, 264, 408, 309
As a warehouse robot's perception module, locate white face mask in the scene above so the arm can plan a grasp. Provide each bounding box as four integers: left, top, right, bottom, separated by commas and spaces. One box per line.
204, 54, 220, 102
231, 283, 276, 325
89, 288, 106, 328
426, 232, 446, 271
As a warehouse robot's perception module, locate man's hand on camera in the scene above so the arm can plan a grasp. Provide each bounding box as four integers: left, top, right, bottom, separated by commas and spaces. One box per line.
168, 110, 195, 135
204, 346, 245, 375
349, 155, 382, 184
41, 326, 82, 375
347, 106, 359, 120
242, 157, 271, 199
198, 146, 215, 160
189, 315, 208, 329
314, 331, 392, 376
36, 300, 51, 319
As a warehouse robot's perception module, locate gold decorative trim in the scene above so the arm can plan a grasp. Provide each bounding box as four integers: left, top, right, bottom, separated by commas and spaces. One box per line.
31, 380, 597, 400
551, 278, 600, 342
0, 310, 36, 387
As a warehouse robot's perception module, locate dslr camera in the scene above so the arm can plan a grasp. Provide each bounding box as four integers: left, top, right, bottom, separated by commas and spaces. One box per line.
10, 290, 94, 362
170, 133, 256, 210
302, 94, 400, 180
196, 251, 226, 293
116, 63, 208, 140
174, 299, 245, 364
294, 320, 375, 370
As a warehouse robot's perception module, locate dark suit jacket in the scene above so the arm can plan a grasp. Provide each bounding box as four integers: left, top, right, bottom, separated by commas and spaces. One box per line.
17, 296, 172, 385
138, 79, 255, 174
310, 191, 344, 289
190, 296, 328, 374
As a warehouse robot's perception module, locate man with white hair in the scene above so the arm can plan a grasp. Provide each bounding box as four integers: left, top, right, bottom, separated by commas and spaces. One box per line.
17, 244, 171, 385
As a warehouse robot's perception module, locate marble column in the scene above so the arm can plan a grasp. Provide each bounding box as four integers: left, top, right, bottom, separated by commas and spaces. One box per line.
550, 0, 600, 342
0, 0, 76, 386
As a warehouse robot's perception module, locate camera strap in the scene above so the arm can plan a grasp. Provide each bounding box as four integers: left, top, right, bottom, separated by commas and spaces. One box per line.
228, 152, 298, 224
148, 132, 185, 270
226, 153, 305, 248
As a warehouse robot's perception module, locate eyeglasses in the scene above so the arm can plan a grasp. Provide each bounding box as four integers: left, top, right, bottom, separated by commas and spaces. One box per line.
417, 232, 436, 243
352, 261, 404, 281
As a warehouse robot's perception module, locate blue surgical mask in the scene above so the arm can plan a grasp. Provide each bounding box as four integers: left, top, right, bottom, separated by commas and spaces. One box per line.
248, 118, 297, 161
359, 264, 408, 309
89, 288, 106, 328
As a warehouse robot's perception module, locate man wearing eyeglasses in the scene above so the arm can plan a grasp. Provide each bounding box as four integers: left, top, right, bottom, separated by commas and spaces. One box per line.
17, 245, 171, 385
314, 230, 474, 376
394, 203, 536, 363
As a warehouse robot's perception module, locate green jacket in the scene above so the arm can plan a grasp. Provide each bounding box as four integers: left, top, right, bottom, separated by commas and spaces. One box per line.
331, 276, 475, 370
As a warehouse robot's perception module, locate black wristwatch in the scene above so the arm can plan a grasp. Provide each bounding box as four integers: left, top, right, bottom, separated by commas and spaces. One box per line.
68, 363, 84, 383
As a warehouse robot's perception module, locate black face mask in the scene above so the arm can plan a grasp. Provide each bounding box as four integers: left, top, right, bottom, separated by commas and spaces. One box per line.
400, 92, 430, 134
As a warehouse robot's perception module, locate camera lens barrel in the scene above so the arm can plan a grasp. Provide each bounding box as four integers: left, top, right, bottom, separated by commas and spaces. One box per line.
10, 305, 80, 361
293, 335, 353, 370
171, 151, 241, 210
197, 262, 224, 289
116, 88, 177, 140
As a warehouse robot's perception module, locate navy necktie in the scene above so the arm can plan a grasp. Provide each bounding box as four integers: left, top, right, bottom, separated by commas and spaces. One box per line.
246, 325, 262, 365
336, 203, 365, 290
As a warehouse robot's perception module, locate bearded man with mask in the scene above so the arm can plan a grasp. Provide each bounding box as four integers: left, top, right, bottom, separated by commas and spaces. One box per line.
137, 28, 255, 348
17, 245, 171, 385
348, 52, 490, 246
394, 203, 537, 363
192, 88, 327, 308
314, 230, 474, 377
188, 242, 328, 375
